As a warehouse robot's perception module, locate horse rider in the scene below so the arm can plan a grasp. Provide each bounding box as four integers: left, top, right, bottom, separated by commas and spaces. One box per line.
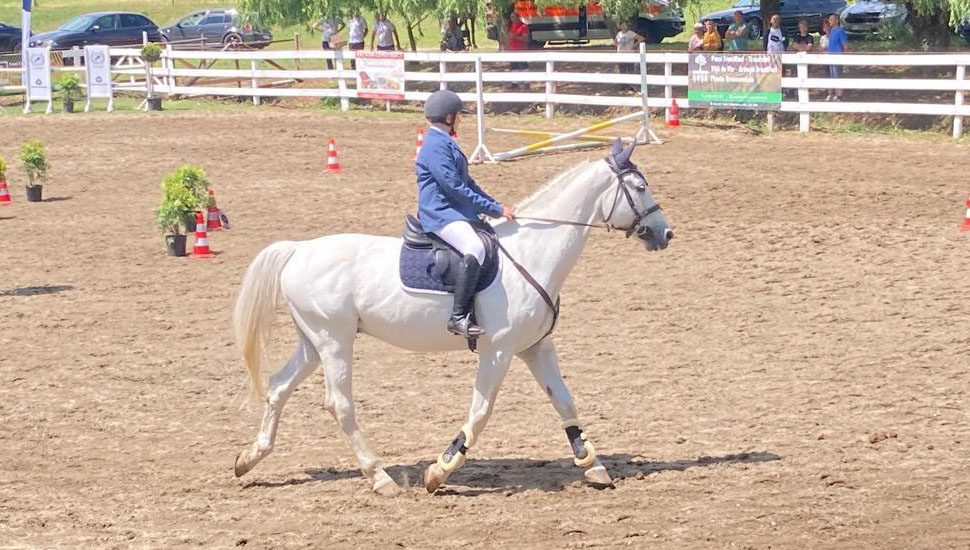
415, 90, 516, 338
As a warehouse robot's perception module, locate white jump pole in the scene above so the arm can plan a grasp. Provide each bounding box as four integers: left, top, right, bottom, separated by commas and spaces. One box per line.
638, 42, 662, 145
492, 110, 645, 161
491, 128, 634, 143
468, 56, 495, 164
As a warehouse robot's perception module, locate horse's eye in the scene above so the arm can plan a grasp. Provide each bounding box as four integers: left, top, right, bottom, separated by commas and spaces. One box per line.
636, 184, 646, 192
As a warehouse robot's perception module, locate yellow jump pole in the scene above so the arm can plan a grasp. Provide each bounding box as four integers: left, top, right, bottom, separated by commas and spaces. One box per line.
491, 128, 633, 144
492, 110, 644, 161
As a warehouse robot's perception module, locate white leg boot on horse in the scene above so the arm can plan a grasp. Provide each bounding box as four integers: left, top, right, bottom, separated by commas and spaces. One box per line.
518, 338, 613, 488
425, 350, 512, 493
234, 334, 320, 478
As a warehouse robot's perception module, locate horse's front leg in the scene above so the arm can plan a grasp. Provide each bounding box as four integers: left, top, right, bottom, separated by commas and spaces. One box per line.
424, 349, 512, 493
517, 338, 614, 488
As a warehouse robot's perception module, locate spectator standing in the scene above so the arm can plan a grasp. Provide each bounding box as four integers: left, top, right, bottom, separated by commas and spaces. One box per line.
688, 23, 705, 52
791, 19, 814, 52
724, 10, 749, 51
826, 13, 848, 101
702, 19, 723, 51
313, 15, 344, 70
507, 12, 531, 89
614, 21, 644, 74
371, 12, 401, 51
763, 14, 786, 53
819, 18, 830, 52
347, 10, 368, 52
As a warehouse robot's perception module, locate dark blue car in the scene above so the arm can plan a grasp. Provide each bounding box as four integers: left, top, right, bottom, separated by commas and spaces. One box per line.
28, 12, 161, 50
702, 0, 846, 41
0, 21, 25, 52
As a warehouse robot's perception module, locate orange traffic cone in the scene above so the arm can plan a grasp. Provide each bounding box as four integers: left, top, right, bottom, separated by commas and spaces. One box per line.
326, 138, 342, 173
190, 211, 214, 258
414, 127, 425, 161
206, 189, 223, 232
0, 179, 11, 205
959, 197, 970, 232
666, 99, 681, 128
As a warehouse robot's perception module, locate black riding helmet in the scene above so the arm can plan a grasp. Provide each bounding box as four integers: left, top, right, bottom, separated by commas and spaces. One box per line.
425, 90, 470, 124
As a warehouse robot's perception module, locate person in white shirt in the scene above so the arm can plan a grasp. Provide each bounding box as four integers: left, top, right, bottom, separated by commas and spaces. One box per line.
346, 10, 368, 51
371, 12, 401, 51
763, 14, 786, 53
313, 16, 344, 70
613, 21, 644, 84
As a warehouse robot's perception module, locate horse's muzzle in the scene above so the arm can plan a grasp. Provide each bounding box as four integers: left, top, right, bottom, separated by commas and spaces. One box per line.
638, 227, 673, 251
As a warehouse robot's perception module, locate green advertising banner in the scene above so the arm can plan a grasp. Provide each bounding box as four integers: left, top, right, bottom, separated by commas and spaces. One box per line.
687, 52, 783, 110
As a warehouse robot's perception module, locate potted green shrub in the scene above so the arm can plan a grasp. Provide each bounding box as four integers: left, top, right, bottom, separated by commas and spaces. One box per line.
60, 74, 82, 113
141, 43, 163, 111
156, 167, 207, 256
20, 140, 48, 202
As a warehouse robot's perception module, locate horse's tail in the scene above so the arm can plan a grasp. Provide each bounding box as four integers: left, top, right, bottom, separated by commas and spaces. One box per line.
233, 240, 297, 401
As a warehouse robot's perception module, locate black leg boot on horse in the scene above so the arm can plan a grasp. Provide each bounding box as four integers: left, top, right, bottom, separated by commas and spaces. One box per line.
447, 254, 485, 337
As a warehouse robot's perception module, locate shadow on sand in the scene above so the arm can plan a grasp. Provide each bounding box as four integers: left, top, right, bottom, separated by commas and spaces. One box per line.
242, 451, 781, 495
0, 284, 74, 297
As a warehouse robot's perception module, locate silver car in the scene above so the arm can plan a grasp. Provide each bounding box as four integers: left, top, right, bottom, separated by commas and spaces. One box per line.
161, 8, 272, 49
840, 0, 907, 38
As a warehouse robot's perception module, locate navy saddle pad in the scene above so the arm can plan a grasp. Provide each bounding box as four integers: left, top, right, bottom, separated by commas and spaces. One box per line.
399, 216, 499, 294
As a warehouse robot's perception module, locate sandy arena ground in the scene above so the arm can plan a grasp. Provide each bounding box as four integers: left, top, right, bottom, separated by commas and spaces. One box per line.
1, 110, 969, 549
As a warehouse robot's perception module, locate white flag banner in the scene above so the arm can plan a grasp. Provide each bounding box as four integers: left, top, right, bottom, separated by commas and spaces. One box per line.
84, 45, 112, 99
26, 47, 51, 101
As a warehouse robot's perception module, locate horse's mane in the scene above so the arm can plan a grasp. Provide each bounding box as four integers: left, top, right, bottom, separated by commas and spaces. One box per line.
513, 159, 601, 213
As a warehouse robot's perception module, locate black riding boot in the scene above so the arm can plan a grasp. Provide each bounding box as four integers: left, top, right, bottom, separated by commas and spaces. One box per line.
447, 254, 484, 337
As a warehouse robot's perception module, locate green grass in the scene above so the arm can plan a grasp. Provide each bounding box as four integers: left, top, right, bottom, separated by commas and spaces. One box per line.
0, 0, 487, 52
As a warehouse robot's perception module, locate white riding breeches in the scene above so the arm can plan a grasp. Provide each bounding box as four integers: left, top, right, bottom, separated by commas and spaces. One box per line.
433, 220, 486, 264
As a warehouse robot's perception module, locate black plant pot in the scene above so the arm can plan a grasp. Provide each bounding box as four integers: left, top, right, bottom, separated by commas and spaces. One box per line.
26, 185, 43, 202
63, 98, 75, 113
183, 214, 197, 233
147, 97, 163, 111
165, 234, 187, 257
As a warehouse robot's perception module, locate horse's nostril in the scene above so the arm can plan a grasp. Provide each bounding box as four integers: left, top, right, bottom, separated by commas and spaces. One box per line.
665, 229, 674, 241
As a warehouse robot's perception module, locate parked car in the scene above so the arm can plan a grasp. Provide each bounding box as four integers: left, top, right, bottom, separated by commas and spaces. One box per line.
28, 12, 161, 49
703, 0, 846, 41
839, 0, 907, 38
161, 8, 272, 49
0, 21, 25, 53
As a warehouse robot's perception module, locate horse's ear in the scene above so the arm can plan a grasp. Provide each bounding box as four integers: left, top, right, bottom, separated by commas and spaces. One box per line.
610, 138, 623, 159
616, 138, 636, 168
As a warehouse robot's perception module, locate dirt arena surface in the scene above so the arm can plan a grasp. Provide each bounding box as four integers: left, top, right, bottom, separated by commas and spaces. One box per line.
1, 110, 969, 549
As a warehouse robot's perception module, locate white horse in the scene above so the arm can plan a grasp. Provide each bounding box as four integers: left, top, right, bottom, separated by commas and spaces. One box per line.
232, 140, 673, 495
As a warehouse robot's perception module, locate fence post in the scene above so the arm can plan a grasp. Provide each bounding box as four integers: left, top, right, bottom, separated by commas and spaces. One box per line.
294, 33, 302, 70
164, 44, 174, 95
251, 59, 260, 106
954, 64, 965, 139
336, 49, 349, 111
798, 53, 809, 133
545, 59, 555, 119
439, 59, 447, 91
664, 54, 672, 123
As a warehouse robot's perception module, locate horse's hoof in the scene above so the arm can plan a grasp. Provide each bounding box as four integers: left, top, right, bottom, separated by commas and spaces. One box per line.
584, 465, 614, 488
424, 463, 446, 493
234, 451, 253, 478
373, 475, 402, 497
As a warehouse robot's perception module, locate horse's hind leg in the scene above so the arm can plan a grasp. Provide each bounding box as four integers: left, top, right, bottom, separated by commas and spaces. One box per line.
235, 332, 320, 477
517, 338, 613, 488
318, 329, 400, 496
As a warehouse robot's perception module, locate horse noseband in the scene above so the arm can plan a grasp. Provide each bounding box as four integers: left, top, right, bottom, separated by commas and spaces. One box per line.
603, 158, 662, 239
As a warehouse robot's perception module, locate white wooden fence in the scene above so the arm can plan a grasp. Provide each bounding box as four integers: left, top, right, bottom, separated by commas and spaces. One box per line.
2, 47, 969, 138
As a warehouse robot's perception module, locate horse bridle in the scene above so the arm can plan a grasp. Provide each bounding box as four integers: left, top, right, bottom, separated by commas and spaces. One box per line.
492, 157, 664, 348
514, 159, 662, 240
602, 157, 663, 239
